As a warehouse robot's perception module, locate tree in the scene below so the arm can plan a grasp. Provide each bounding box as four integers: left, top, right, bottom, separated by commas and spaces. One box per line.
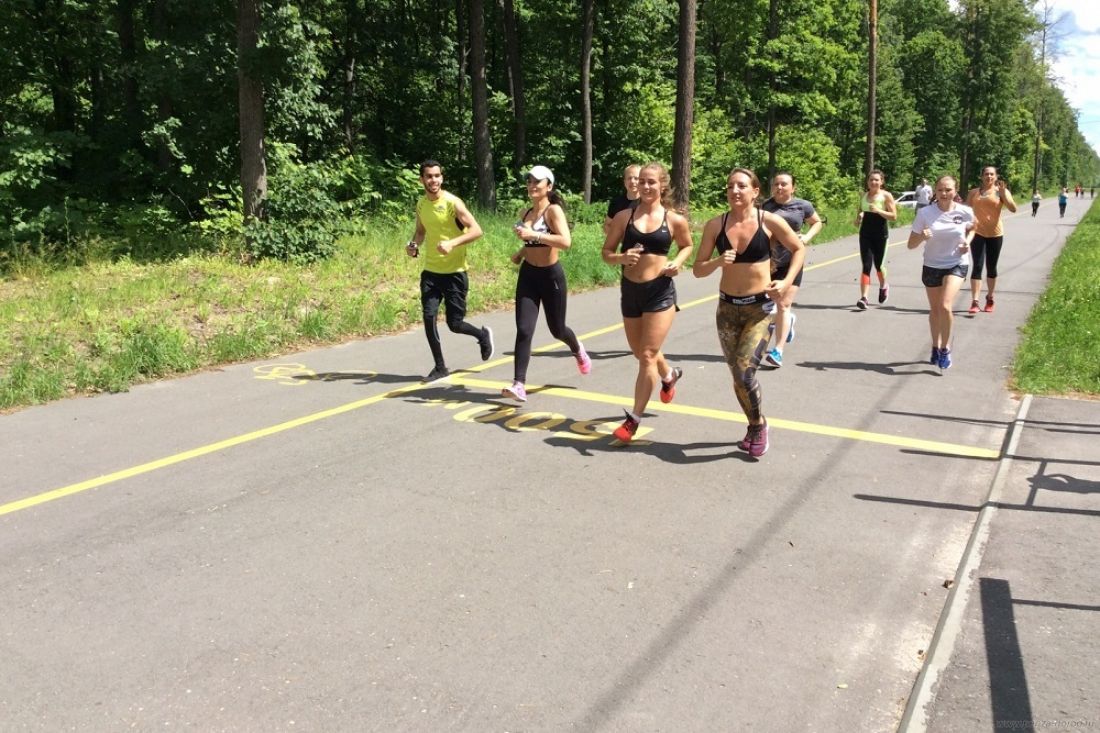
580, 0, 596, 202
499, 0, 527, 171
865, 0, 878, 176
237, 0, 268, 224
469, 0, 496, 210
672, 0, 697, 209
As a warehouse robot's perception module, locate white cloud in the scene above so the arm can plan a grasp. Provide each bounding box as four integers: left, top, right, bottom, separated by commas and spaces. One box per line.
1048, 0, 1100, 33
1047, 3, 1100, 153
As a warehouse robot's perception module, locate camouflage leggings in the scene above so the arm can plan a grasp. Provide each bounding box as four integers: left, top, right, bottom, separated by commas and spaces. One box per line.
716, 299, 775, 424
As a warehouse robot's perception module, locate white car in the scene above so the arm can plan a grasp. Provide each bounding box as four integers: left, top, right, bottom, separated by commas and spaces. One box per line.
895, 191, 918, 209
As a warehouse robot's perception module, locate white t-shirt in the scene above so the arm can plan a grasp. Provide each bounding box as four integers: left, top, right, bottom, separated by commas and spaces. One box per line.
911, 203, 975, 269
916, 184, 933, 206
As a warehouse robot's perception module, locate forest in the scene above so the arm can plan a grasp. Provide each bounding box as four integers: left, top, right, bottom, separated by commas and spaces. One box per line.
3, 0, 1099, 265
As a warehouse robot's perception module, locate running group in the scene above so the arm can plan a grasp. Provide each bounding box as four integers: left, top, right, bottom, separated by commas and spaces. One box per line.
405, 160, 1018, 458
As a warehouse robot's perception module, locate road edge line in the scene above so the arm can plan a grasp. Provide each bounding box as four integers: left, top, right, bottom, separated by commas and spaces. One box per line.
897, 393, 1033, 733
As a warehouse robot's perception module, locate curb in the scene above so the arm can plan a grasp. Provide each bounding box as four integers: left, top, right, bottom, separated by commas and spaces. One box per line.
897, 393, 1034, 732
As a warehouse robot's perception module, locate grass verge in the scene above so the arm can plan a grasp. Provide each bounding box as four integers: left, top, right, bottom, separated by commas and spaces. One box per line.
1011, 199, 1100, 396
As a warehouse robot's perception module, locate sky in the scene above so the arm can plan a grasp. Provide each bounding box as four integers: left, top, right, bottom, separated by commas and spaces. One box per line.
1048, 1, 1100, 155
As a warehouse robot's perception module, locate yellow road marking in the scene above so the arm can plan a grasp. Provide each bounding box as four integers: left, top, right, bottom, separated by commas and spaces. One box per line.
0, 382, 428, 517
452, 376, 1000, 459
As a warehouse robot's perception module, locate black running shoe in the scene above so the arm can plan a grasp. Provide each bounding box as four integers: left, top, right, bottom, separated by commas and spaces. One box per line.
479, 327, 495, 361
423, 365, 450, 382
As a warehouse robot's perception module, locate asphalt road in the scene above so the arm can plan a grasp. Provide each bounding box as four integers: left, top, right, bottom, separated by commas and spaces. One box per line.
0, 195, 1091, 732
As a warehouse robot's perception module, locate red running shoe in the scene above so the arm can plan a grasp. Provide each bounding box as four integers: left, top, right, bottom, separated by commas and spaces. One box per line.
983, 297, 995, 313
613, 412, 640, 443
659, 367, 683, 404
968, 300, 980, 315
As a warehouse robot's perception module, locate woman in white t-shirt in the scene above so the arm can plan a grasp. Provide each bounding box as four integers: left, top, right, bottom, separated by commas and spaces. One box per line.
907, 174, 976, 370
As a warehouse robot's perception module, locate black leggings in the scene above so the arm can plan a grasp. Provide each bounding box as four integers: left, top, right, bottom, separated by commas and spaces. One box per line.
859, 216, 889, 279
513, 261, 580, 382
970, 235, 1004, 281
421, 270, 484, 367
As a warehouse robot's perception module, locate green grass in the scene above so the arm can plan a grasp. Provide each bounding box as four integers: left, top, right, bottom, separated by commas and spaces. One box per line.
1011, 199, 1100, 396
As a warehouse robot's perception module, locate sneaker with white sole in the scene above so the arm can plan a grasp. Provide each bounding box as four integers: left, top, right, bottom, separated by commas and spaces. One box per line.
786, 313, 797, 344
502, 381, 527, 402
764, 348, 783, 368
479, 327, 495, 361
423, 365, 450, 382
575, 346, 592, 375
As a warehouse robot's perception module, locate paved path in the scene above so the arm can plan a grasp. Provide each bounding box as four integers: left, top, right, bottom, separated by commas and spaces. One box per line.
1, 196, 1096, 731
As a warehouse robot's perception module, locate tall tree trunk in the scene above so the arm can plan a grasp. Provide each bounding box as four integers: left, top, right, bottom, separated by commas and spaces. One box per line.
469, 0, 496, 210
151, 0, 176, 172
237, 0, 268, 224
498, 0, 526, 171
765, 0, 779, 183
342, 0, 361, 150
116, 0, 142, 152
671, 0, 697, 210
456, 0, 468, 166
580, 0, 596, 203
864, 0, 877, 177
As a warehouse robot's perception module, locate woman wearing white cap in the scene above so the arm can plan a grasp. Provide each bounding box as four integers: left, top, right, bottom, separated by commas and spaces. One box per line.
502, 165, 590, 402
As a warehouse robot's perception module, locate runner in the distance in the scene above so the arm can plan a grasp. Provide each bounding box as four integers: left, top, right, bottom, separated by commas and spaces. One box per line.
603, 164, 641, 236
908, 174, 976, 370
502, 165, 590, 402
407, 159, 494, 382
1031, 190, 1041, 217
965, 165, 1017, 314
601, 162, 693, 443
693, 168, 804, 458
761, 171, 823, 368
853, 170, 897, 309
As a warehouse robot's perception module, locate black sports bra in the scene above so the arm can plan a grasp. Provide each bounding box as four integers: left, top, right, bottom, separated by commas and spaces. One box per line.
522, 207, 551, 248
621, 209, 672, 256
715, 209, 770, 263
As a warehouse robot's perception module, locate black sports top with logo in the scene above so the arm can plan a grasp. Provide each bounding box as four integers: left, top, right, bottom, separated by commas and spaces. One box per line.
621, 209, 672, 255
522, 207, 551, 248
715, 209, 770, 263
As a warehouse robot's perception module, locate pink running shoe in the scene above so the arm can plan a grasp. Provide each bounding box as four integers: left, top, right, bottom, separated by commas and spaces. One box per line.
575, 346, 592, 375
502, 381, 527, 402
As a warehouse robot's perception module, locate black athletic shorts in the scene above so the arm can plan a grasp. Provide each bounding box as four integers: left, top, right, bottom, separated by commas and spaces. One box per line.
620, 275, 678, 318
921, 263, 968, 288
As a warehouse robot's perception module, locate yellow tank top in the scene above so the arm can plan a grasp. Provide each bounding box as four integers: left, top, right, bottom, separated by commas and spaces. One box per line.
969, 188, 1005, 237
861, 192, 886, 212
416, 191, 468, 274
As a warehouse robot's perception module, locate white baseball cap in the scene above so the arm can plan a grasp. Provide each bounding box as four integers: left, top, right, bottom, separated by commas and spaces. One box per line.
525, 165, 555, 184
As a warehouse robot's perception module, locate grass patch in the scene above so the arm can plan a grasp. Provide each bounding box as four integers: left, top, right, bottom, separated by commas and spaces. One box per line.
1011, 199, 1100, 396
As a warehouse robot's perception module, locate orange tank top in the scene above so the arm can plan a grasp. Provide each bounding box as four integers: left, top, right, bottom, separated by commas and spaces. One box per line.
969, 188, 1005, 237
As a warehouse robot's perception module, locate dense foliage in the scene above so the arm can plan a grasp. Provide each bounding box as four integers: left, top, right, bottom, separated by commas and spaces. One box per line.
2, 0, 1098, 265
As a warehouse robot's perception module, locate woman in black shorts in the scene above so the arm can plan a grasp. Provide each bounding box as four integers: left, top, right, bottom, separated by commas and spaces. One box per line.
693, 168, 804, 458
601, 162, 694, 443
503, 165, 589, 402
761, 171, 823, 367
907, 175, 976, 370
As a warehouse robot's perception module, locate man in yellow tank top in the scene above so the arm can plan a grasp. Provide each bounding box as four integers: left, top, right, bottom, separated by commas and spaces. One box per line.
964, 165, 1017, 313
406, 160, 494, 382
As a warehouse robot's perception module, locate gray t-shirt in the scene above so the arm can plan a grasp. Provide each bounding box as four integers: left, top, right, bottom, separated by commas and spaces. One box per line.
762, 197, 816, 270
911, 203, 975, 269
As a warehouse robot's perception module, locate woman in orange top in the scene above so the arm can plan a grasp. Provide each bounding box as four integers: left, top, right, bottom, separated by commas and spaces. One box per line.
965, 165, 1017, 314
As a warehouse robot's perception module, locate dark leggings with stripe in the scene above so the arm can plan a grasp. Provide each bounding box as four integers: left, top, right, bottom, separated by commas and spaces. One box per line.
716, 299, 775, 424
970, 235, 1003, 280
514, 261, 580, 382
